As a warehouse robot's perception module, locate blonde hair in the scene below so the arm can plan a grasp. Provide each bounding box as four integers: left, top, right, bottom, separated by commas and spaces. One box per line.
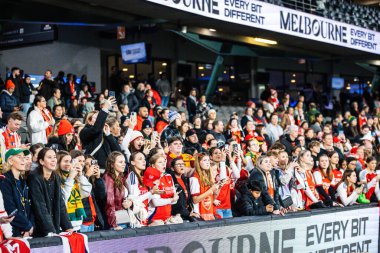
194, 153, 213, 187
85, 110, 99, 124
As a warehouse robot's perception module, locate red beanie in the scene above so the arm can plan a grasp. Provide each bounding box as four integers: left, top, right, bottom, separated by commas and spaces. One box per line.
6, 80, 15, 90
57, 119, 74, 136
143, 167, 161, 188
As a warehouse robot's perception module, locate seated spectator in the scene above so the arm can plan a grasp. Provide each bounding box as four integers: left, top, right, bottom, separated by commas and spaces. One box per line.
179, 121, 190, 142
52, 104, 65, 122
28, 148, 73, 236
280, 125, 300, 156
313, 154, 339, 207
0, 148, 33, 237
47, 119, 76, 152
236, 180, 274, 216
359, 157, 380, 203
0, 80, 20, 124
211, 120, 226, 148
336, 170, 364, 206
27, 96, 55, 145
184, 129, 205, 155
47, 88, 63, 112
224, 118, 244, 144
78, 84, 93, 100
0, 112, 25, 152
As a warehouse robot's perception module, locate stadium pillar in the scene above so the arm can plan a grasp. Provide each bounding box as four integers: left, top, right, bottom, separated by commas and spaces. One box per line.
205, 55, 224, 102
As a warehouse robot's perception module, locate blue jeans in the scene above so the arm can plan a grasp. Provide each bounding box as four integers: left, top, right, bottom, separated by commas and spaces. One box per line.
161, 96, 169, 107
80, 223, 95, 233
216, 209, 233, 219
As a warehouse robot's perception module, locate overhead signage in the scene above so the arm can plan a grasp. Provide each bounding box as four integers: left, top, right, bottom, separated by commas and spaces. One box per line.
146, 0, 380, 55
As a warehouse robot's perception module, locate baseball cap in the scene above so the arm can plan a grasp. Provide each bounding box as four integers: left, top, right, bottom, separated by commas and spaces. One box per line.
5, 148, 31, 162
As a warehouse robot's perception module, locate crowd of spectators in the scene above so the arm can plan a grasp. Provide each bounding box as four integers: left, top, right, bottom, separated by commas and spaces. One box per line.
0, 66, 379, 240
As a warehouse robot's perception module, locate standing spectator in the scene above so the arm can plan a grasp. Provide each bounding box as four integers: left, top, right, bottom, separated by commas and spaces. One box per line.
103, 151, 132, 230
63, 73, 76, 108
0, 148, 34, 237
190, 153, 220, 220
78, 84, 93, 101
240, 108, 254, 129
211, 121, 226, 148
80, 99, 116, 169
197, 95, 213, 121
184, 129, 205, 155
19, 75, 32, 114
5, 67, 21, 100
156, 73, 171, 107
0, 80, 20, 123
141, 89, 156, 118
54, 71, 65, 92
134, 83, 146, 104
119, 83, 139, 113
155, 108, 170, 134
161, 111, 182, 143
146, 84, 161, 106
266, 114, 284, 146
37, 70, 57, 101
27, 96, 55, 145
134, 106, 149, 131
224, 118, 244, 144
47, 88, 63, 111
186, 89, 197, 122
28, 148, 73, 236
280, 125, 300, 155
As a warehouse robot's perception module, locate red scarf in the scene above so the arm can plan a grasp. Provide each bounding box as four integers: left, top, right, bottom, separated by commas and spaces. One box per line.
40, 108, 53, 137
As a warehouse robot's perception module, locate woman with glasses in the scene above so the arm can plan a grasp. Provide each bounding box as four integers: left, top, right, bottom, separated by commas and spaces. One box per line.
0, 148, 33, 237
27, 95, 55, 145
168, 157, 199, 221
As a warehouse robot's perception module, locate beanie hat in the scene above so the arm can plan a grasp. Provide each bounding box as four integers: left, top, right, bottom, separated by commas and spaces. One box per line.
57, 119, 74, 136
143, 167, 161, 188
186, 129, 197, 138
141, 119, 153, 130
6, 80, 15, 90
348, 116, 356, 124
169, 111, 181, 123
130, 130, 144, 143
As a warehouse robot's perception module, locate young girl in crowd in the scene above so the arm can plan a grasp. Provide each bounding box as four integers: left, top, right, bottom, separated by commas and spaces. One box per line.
104, 151, 132, 230
28, 148, 73, 236
336, 170, 364, 206
190, 153, 221, 221
81, 155, 106, 232
359, 156, 380, 202
224, 118, 244, 144
329, 151, 343, 187
294, 150, 322, 210
313, 154, 339, 207
57, 151, 92, 231
245, 138, 261, 172
148, 154, 179, 225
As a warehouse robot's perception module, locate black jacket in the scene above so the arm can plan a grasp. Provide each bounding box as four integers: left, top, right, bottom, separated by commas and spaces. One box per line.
38, 79, 57, 100
19, 83, 32, 104
167, 170, 193, 220
280, 134, 300, 156
28, 171, 72, 237
184, 140, 205, 155
119, 92, 139, 112
80, 110, 110, 168
235, 187, 269, 216
161, 124, 181, 143
141, 97, 157, 115
186, 97, 197, 120
82, 177, 107, 230
248, 168, 280, 210
0, 172, 33, 236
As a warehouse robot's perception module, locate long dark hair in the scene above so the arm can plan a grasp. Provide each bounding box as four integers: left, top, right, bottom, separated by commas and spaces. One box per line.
318, 154, 333, 181
36, 147, 57, 178
105, 151, 125, 191
129, 152, 146, 187
336, 169, 356, 191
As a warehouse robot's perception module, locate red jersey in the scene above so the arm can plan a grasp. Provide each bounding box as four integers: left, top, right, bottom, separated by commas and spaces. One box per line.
190, 172, 215, 221
215, 167, 232, 210
0, 127, 21, 150
313, 168, 333, 199
332, 169, 343, 187
150, 174, 175, 222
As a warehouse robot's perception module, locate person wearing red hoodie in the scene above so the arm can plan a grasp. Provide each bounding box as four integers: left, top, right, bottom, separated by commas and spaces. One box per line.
146, 84, 161, 106
134, 106, 149, 131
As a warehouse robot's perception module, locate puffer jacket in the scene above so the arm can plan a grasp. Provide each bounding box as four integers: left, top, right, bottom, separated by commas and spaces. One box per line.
0, 90, 18, 122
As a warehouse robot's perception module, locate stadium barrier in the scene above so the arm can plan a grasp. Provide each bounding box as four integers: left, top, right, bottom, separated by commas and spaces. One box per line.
30, 204, 379, 253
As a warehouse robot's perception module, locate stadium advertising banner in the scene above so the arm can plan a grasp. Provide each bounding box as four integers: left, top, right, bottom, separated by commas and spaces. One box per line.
32, 207, 379, 253
145, 0, 380, 55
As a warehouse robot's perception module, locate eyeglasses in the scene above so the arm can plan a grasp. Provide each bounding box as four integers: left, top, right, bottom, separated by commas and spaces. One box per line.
175, 163, 185, 167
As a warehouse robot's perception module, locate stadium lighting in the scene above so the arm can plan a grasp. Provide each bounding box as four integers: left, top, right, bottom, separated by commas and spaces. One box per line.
209, 28, 216, 32
162, 63, 167, 66
230, 75, 235, 79
254, 37, 277, 45
291, 79, 296, 83
198, 66, 205, 70
129, 75, 135, 79
122, 68, 128, 72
